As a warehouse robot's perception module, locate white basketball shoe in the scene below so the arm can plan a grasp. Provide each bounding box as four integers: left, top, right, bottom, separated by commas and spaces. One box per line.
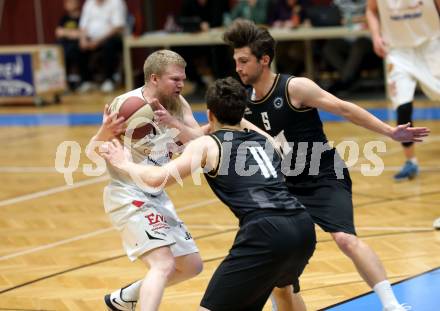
433, 217, 440, 230
104, 287, 137, 311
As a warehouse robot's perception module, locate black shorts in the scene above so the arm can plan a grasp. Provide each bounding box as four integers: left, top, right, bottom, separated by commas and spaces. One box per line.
200, 210, 316, 311
286, 166, 356, 235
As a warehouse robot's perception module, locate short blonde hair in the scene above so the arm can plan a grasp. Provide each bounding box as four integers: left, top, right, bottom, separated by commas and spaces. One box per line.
143, 50, 186, 82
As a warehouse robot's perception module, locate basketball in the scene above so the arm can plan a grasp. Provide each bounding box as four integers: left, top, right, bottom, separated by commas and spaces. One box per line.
115, 96, 155, 140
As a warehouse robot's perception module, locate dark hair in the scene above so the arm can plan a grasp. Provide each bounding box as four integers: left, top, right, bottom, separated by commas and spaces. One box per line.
223, 19, 275, 65
206, 77, 247, 126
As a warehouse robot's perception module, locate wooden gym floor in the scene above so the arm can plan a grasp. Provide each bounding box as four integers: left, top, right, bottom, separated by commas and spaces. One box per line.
0, 91, 439, 310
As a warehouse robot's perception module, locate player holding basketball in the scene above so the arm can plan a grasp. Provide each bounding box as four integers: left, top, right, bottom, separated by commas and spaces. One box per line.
366, 0, 440, 181
223, 19, 429, 311
88, 50, 203, 311
101, 77, 317, 311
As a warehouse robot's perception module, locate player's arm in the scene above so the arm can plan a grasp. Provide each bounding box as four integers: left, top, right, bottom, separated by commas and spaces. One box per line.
201, 117, 281, 152
240, 118, 281, 150
178, 96, 204, 142
101, 136, 219, 188
366, 0, 380, 38
86, 104, 126, 158
95, 104, 126, 140
289, 77, 430, 142
240, 118, 261, 133
152, 96, 204, 143
366, 0, 387, 58
201, 123, 212, 134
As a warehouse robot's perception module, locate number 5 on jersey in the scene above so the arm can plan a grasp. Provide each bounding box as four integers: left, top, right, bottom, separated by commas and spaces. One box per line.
261, 112, 271, 131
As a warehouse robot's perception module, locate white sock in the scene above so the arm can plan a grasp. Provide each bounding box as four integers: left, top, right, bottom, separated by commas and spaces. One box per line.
120, 280, 143, 301
270, 294, 278, 311
373, 280, 399, 308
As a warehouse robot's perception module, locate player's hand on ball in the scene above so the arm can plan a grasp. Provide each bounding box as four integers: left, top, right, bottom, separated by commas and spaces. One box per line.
151, 98, 177, 127
99, 104, 126, 140
101, 139, 130, 170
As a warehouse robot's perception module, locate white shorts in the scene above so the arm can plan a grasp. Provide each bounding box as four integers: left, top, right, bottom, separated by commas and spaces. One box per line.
386, 38, 440, 108
104, 186, 198, 261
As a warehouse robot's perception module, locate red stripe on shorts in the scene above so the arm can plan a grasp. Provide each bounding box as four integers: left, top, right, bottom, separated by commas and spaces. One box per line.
132, 200, 144, 208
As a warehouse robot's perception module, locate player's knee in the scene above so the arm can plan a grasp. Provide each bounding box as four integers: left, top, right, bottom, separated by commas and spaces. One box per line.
187, 256, 203, 277
396, 102, 414, 148
152, 256, 176, 280
272, 285, 292, 297
332, 232, 359, 255
396, 102, 413, 126
175, 253, 203, 278
272, 286, 294, 305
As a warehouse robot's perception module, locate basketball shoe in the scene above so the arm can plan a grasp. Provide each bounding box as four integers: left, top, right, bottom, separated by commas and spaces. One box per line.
104, 287, 137, 311
383, 303, 412, 311
394, 161, 418, 181
433, 217, 440, 230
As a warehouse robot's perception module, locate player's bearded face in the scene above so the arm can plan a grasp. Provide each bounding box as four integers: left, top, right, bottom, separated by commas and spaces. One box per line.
154, 64, 185, 117
157, 64, 185, 98
157, 88, 183, 120
158, 92, 178, 109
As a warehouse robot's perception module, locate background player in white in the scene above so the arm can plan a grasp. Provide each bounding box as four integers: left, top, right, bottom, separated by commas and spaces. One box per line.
366, 0, 440, 180
88, 50, 203, 311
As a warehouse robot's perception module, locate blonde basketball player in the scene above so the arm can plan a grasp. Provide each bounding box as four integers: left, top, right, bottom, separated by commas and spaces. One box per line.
88, 50, 203, 311
366, 0, 440, 181
101, 77, 317, 311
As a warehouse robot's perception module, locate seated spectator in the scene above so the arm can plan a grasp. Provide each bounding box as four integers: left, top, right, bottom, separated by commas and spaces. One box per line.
268, 0, 305, 76
78, 0, 127, 93
177, 0, 225, 32
302, 0, 340, 27
174, 0, 231, 100
225, 0, 271, 25
322, 0, 381, 94
55, 0, 82, 90
269, 0, 301, 29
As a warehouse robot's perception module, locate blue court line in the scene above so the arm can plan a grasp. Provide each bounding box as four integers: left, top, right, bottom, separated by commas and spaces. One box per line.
0, 113, 103, 126
322, 267, 440, 311
1, 107, 440, 126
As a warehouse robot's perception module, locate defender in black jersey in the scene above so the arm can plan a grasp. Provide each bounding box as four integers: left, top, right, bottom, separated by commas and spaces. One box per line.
223, 19, 429, 311
102, 77, 316, 311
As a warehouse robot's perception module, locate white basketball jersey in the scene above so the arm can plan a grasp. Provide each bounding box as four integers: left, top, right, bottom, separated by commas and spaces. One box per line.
104, 87, 180, 212
377, 0, 440, 48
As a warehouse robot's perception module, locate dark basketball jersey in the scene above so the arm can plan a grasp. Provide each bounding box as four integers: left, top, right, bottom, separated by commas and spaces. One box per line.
244, 74, 342, 181
58, 14, 80, 31
204, 129, 304, 223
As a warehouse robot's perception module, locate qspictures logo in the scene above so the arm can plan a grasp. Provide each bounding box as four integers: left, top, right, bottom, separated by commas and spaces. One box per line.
54, 117, 388, 188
